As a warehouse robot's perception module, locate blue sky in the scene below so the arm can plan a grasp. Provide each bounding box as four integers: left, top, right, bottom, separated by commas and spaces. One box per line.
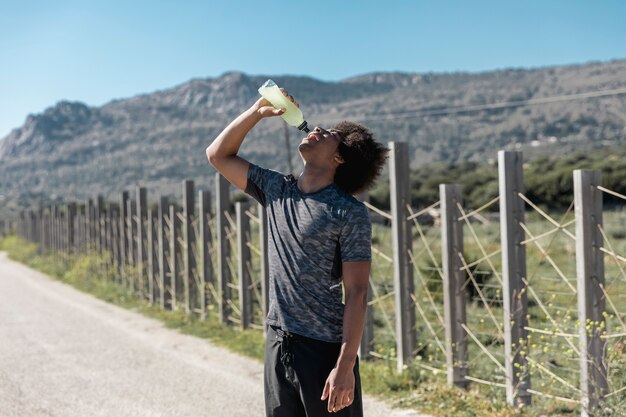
1, 0, 625, 138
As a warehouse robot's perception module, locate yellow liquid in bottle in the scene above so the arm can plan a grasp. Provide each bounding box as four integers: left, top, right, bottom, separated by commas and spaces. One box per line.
258, 80, 308, 131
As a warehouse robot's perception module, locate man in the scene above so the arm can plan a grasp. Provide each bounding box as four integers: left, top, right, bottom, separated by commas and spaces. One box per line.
206, 88, 388, 416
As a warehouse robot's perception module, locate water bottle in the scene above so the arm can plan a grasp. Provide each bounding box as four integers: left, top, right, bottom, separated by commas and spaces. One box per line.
258, 79, 309, 132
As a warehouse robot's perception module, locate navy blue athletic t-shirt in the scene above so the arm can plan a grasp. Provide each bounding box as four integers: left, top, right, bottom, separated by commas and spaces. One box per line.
245, 163, 371, 342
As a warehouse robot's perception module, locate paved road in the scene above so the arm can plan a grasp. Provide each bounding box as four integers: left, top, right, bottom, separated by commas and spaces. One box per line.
0, 252, 430, 417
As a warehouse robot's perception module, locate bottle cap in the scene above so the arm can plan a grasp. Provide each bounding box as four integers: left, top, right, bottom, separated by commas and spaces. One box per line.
297, 121, 309, 133
262, 79, 277, 88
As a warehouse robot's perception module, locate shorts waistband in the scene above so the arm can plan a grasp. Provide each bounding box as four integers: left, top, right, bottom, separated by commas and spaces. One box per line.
268, 325, 342, 346
269, 325, 304, 341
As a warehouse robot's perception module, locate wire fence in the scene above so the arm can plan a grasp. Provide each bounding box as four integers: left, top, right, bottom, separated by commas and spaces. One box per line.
457, 196, 507, 391
597, 186, 626, 406
8, 146, 626, 416
518, 197, 581, 405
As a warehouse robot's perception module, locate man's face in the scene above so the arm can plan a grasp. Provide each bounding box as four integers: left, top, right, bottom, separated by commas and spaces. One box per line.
298, 126, 344, 166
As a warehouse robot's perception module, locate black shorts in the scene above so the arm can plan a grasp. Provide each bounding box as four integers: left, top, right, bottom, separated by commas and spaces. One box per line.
264, 325, 363, 417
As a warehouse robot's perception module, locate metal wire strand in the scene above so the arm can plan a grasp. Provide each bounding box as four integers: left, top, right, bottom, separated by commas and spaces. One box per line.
456, 202, 503, 285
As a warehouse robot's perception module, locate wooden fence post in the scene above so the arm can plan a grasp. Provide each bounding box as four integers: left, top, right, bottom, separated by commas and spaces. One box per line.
74, 205, 78, 253
60, 208, 67, 256
199, 190, 213, 320
27, 211, 34, 247
41, 208, 46, 253
52, 205, 58, 257
26, 210, 30, 242
147, 209, 158, 304
574, 170, 608, 416
169, 204, 181, 310
34, 210, 39, 248
440, 184, 468, 388
36, 208, 43, 254
127, 198, 136, 290
389, 141, 417, 373
60, 208, 67, 257
498, 150, 531, 406
53, 206, 58, 253
16, 212, 21, 239
136, 187, 147, 297
32, 210, 37, 245
182, 180, 196, 315
18, 212, 24, 240
236, 201, 253, 329
111, 206, 120, 279
74, 206, 81, 255
216, 174, 231, 325
22, 210, 28, 241
158, 196, 171, 310
95, 195, 104, 255
43, 208, 48, 253
47, 208, 52, 253
102, 203, 113, 271
91, 199, 98, 254
52, 207, 57, 254
119, 191, 129, 279
54, 207, 59, 257
31, 210, 36, 244
35, 210, 41, 250
107, 204, 115, 269
67, 203, 76, 256
85, 200, 93, 252
58, 206, 63, 257
24, 211, 29, 241
48, 207, 53, 253
42, 208, 50, 253
27, 210, 36, 252
58, 206, 63, 256
25, 210, 31, 243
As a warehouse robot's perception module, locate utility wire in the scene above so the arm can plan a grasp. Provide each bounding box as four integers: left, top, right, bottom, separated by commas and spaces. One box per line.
325, 86, 626, 124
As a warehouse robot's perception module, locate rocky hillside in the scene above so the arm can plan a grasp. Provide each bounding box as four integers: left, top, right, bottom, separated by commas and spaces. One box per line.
1, 60, 625, 217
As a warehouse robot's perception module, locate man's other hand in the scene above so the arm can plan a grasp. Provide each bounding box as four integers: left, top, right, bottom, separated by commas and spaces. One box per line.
320, 366, 355, 413
253, 88, 300, 118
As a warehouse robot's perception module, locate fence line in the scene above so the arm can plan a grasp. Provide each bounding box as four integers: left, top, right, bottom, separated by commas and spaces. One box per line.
4, 146, 626, 417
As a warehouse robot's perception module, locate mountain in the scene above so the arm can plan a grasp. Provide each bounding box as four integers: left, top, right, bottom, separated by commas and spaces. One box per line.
1, 60, 625, 217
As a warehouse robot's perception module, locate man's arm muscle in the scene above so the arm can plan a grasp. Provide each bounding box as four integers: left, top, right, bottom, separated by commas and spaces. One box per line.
321, 260, 370, 412
206, 96, 289, 191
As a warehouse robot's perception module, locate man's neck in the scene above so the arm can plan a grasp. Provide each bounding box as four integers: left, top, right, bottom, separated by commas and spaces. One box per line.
297, 163, 335, 194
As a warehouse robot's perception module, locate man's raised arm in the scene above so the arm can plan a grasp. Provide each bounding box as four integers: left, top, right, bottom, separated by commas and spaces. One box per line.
206, 91, 295, 190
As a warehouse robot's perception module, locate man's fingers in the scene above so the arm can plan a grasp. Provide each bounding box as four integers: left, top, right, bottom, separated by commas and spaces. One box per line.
337, 391, 350, 411
258, 107, 285, 118
329, 389, 354, 413
320, 380, 330, 401
272, 108, 286, 115
327, 390, 337, 413
278, 87, 299, 106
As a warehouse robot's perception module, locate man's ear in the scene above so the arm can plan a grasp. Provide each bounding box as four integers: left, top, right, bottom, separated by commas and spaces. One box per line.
333, 153, 345, 165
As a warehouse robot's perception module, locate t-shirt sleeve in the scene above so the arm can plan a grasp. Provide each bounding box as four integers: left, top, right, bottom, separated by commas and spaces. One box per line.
339, 203, 372, 262
245, 163, 285, 206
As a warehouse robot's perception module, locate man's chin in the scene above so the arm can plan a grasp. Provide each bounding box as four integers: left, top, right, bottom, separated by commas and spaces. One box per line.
298, 144, 316, 163
298, 142, 312, 153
